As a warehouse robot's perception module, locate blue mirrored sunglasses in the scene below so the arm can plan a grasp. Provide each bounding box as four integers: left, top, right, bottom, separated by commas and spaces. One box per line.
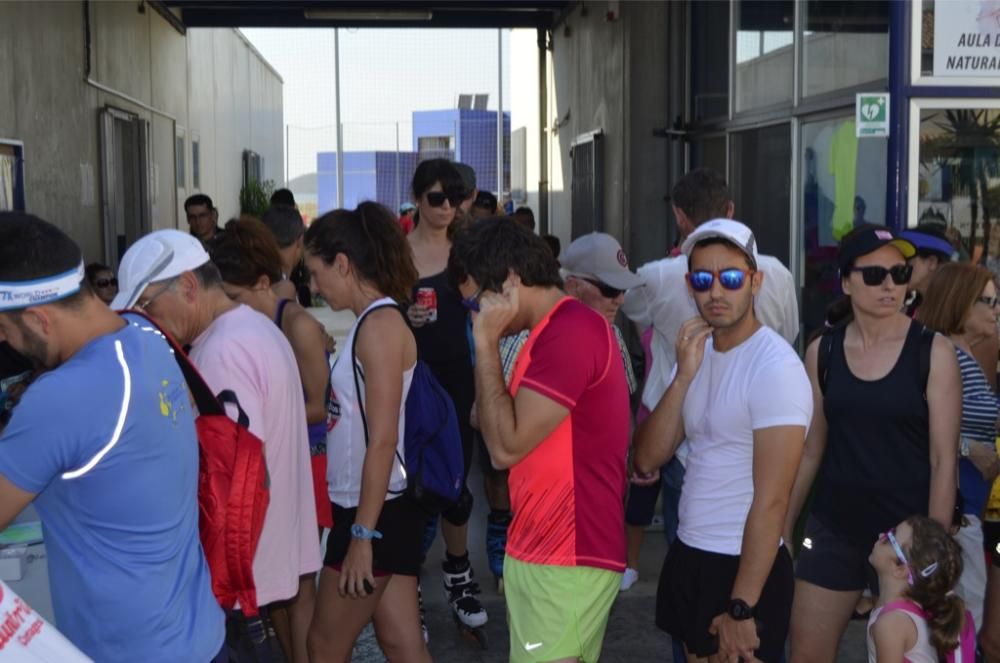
687, 268, 753, 293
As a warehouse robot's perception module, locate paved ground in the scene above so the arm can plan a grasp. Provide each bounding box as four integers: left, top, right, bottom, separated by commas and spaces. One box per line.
349, 464, 871, 662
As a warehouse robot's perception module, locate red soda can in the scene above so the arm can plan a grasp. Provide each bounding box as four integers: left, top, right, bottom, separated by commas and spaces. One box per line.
416, 287, 437, 322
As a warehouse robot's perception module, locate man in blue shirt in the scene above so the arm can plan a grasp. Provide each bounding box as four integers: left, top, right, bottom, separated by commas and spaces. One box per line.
0, 212, 224, 662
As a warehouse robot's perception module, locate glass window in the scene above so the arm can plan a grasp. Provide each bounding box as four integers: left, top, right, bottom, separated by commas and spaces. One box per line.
800, 116, 888, 335
802, 1, 889, 97
192, 139, 200, 190
690, 0, 730, 122
735, 0, 794, 112
690, 136, 727, 175
175, 135, 185, 189
730, 123, 791, 266
916, 107, 1000, 272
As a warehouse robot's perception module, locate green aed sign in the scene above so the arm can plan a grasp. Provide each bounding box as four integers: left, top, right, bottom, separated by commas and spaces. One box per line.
856, 93, 890, 138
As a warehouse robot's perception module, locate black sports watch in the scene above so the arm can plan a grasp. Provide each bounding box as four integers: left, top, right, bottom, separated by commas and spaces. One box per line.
727, 598, 755, 621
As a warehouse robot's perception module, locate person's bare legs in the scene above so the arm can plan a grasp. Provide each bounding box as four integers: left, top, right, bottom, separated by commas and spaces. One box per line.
442, 520, 468, 557
270, 602, 293, 661
626, 525, 644, 571
788, 580, 862, 663
286, 573, 317, 663
307, 567, 386, 663
371, 574, 432, 663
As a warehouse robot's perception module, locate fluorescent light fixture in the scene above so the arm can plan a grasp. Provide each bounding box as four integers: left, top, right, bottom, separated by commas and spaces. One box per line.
304, 9, 433, 21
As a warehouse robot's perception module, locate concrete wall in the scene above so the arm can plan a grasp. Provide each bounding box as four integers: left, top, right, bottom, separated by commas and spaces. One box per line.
0, 1, 282, 265
541, 2, 671, 263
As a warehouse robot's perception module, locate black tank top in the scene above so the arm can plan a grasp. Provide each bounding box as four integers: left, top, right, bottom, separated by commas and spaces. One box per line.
411, 271, 473, 396
812, 320, 932, 546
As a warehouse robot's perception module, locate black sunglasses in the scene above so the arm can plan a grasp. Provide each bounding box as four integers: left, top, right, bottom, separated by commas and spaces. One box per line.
425, 191, 464, 208
94, 277, 118, 288
583, 278, 625, 299
848, 264, 912, 286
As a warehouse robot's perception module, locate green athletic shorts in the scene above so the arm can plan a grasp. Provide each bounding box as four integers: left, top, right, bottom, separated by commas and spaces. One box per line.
505, 556, 621, 663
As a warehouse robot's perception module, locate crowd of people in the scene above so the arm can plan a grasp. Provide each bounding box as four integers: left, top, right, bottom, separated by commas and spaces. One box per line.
0, 160, 998, 663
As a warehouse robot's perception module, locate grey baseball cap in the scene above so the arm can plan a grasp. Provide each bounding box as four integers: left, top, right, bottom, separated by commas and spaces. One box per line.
561, 232, 644, 290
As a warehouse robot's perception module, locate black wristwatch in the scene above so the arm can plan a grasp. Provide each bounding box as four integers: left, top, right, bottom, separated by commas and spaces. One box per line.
727, 598, 755, 621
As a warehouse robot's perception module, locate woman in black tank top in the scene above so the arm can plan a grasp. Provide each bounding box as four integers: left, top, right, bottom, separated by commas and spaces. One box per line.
783, 225, 961, 662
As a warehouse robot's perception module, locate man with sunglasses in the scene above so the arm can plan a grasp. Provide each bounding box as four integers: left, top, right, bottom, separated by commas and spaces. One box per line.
633, 219, 812, 663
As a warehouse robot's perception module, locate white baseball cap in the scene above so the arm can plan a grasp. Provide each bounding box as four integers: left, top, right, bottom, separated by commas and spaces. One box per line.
681, 218, 759, 269
561, 232, 644, 290
111, 229, 211, 310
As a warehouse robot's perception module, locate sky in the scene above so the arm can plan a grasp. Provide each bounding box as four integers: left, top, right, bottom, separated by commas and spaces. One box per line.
241, 28, 512, 182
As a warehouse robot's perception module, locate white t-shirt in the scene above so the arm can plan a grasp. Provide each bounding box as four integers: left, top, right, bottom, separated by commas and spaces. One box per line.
675, 326, 812, 555
190, 304, 322, 605
326, 297, 414, 507
623, 252, 800, 415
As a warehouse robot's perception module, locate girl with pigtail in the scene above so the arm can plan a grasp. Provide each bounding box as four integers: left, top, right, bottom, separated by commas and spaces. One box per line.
867, 515, 972, 662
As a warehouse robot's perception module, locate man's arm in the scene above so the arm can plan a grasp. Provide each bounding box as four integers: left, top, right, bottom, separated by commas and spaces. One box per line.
0, 474, 34, 532
926, 334, 961, 528
731, 424, 807, 604
633, 317, 712, 474
475, 334, 569, 469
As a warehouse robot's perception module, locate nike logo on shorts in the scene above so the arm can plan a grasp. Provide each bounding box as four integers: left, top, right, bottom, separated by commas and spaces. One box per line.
525, 642, 543, 651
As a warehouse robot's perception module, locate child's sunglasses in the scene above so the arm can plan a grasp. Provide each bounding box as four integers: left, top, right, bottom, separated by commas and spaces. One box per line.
847, 264, 912, 287
686, 268, 753, 293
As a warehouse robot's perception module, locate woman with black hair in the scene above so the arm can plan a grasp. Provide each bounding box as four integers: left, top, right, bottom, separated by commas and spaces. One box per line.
406, 158, 488, 635
304, 202, 429, 663
784, 225, 961, 662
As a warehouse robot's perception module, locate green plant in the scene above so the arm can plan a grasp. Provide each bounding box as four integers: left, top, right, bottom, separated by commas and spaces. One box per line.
239, 179, 275, 218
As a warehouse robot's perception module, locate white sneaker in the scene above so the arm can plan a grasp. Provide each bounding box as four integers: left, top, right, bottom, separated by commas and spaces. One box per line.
619, 567, 639, 591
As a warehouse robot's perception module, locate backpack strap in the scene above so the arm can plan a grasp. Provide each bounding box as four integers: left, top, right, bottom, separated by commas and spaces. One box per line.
349, 302, 408, 472
817, 327, 837, 396
917, 325, 936, 398
121, 311, 225, 417
227, 428, 265, 617
880, 599, 928, 621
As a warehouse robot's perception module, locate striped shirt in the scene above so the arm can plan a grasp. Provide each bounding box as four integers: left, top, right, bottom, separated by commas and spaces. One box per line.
956, 346, 998, 443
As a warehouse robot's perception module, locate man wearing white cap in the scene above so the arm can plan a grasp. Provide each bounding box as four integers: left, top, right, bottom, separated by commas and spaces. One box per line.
0, 213, 224, 661
633, 219, 811, 663
114, 228, 321, 654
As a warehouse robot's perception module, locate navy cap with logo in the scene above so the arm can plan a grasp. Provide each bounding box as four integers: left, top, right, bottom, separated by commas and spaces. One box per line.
838, 224, 916, 272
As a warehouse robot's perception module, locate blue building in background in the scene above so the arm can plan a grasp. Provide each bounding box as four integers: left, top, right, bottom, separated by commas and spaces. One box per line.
317, 108, 510, 214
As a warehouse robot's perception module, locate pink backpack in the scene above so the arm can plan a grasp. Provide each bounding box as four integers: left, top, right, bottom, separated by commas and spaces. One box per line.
882, 599, 977, 663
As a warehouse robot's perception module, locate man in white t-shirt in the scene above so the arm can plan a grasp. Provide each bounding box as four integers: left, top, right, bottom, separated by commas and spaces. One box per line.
633, 219, 811, 663
113, 229, 322, 655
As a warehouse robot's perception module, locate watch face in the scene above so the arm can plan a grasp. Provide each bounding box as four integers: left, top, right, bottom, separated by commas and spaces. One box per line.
728, 599, 753, 620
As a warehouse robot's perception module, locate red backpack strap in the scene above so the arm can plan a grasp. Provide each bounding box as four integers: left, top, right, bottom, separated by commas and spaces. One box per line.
226, 425, 265, 617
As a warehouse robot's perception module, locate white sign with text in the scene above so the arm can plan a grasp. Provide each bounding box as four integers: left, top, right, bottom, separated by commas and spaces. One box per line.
934, 0, 1000, 76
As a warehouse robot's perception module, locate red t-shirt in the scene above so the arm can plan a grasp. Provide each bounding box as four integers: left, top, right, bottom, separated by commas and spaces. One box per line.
507, 297, 630, 572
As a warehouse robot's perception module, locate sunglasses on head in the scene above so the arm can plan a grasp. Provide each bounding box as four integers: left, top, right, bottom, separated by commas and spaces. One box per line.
425, 191, 463, 208
94, 278, 118, 288
583, 278, 624, 299
687, 268, 753, 293
848, 264, 912, 286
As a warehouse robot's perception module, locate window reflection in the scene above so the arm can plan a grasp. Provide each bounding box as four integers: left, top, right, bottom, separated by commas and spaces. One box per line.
803, 1, 889, 97
801, 117, 888, 335
917, 108, 1000, 274
735, 0, 794, 112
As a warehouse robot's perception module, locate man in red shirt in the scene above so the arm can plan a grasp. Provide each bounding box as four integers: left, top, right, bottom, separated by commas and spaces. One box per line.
448, 218, 630, 663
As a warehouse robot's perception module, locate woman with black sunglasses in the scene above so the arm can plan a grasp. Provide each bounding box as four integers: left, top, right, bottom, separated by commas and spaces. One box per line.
405, 158, 488, 639
85, 262, 118, 306
783, 224, 961, 663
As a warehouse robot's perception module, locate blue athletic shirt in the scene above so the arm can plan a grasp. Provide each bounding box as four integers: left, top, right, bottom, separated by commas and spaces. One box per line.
0, 315, 223, 662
